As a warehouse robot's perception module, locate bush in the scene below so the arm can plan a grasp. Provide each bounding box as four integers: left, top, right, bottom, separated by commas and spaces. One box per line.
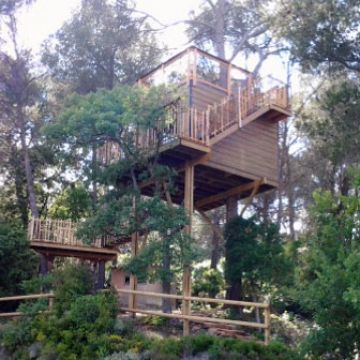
52, 262, 95, 316
192, 267, 224, 300
32, 292, 119, 360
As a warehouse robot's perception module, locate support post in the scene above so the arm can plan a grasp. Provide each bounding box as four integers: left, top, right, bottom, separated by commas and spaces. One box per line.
183, 163, 194, 336
129, 232, 139, 318
97, 261, 105, 289
264, 304, 271, 345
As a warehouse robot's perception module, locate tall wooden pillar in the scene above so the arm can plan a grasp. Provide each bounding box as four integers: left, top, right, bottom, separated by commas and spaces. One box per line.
97, 261, 105, 289
183, 163, 194, 336
129, 232, 139, 317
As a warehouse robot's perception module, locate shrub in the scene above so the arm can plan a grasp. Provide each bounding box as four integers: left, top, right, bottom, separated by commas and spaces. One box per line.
52, 262, 95, 316
192, 267, 224, 300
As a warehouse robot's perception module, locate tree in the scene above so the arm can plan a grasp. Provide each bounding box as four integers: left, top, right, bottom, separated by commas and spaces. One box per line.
224, 216, 289, 308
295, 172, 360, 359
41, 0, 162, 94
0, 7, 55, 224
186, 0, 285, 72
0, 221, 38, 301
45, 85, 198, 312
275, 0, 360, 74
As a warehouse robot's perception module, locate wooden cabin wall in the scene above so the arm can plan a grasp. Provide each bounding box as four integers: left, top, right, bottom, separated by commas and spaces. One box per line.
206, 118, 279, 186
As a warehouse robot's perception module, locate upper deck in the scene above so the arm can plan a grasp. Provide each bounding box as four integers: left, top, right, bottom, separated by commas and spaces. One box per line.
139, 46, 290, 140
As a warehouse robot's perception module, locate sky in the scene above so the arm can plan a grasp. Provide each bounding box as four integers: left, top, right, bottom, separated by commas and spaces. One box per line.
17, 0, 200, 55
15, 0, 289, 82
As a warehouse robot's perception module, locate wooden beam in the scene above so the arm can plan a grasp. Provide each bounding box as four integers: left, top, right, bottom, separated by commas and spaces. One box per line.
195, 179, 267, 209
183, 162, 194, 336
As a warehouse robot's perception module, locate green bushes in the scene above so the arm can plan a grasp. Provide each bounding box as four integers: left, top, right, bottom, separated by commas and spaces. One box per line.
0, 263, 297, 359
31, 292, 119, 359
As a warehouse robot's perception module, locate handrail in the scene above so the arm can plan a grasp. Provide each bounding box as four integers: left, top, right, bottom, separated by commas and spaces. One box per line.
116, 288, 271, 344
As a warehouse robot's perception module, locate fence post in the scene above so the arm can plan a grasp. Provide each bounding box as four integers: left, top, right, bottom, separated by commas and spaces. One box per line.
264, 303, 271, 345
48, 293, 54, 311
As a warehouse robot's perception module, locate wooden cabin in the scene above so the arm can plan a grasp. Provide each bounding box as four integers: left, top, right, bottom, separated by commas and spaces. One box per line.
99, 46, 290, 211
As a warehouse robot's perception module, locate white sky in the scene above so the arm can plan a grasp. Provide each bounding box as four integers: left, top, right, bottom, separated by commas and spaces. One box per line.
15, 0, 290, 82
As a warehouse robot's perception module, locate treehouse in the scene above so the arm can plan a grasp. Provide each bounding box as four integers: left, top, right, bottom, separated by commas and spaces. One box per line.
99, 46, 291, 211
26, 47, 289, 339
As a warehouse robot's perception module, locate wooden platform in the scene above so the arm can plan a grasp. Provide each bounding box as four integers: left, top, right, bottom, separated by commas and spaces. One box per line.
30, 241, 118, 261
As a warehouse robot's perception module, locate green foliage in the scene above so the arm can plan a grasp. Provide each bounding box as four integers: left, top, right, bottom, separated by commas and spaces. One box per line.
32, 293, 118, 360
41, 0, 161, 93
48, 184, 91, 221
0, 221, 38, 300
276, 0, 360, 73
192, 266, 224, 299
294, 178, 360, 359
52, 263, 95, 316
224, 216, 290, 300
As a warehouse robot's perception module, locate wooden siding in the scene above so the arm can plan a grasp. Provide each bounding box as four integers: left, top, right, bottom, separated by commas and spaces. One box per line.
206, 118, 279, 186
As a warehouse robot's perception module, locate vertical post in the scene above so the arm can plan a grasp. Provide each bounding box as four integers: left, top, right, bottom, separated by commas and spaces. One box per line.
227, 63, 232, 96
183, 163, 194, 336
129, 231, 139, 317
48, 293, 54, 311
264, 304, 271, 345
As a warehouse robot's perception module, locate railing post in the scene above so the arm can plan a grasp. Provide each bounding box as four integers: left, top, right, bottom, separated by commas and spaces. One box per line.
205, 108, 210, 145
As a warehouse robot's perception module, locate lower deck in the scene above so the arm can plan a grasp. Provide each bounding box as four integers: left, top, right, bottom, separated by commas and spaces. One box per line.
30, 241, 118, 261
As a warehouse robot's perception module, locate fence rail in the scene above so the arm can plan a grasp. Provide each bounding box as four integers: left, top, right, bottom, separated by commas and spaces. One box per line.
0, 290, 271, 344
0, 293, 54, 318
116, 288, 271, 345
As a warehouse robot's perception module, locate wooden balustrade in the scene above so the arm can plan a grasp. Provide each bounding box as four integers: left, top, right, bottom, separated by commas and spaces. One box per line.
28, 219, 102, 248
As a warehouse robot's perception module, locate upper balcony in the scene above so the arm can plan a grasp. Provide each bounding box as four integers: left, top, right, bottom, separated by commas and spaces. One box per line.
139, 46, 290, 129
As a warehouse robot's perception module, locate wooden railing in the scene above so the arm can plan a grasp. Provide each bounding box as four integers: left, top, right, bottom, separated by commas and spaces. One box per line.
0, 293, 54, 318
240, 85, 288, 118
28, 219, 102, 248
117, 288, 271, 345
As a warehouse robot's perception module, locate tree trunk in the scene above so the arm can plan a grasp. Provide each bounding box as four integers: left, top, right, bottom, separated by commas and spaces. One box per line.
210, 209, 223, 269
19, 115, 38, 219
210, 231, 220, 269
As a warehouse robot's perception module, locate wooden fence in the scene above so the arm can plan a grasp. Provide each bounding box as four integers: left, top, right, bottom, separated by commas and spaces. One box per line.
117, 288, 271, 345
0, 290, 271, 345
0, 293, 54, 318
